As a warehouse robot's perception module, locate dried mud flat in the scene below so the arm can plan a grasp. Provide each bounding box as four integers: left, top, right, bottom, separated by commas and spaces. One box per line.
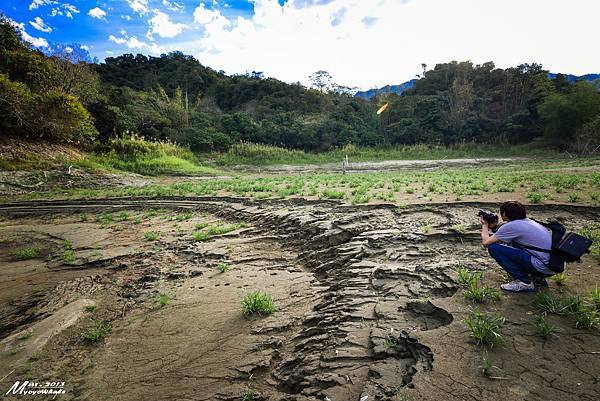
0, 197, 599, 401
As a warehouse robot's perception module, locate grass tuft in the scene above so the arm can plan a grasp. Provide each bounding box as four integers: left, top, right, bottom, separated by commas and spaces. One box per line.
534, 314, 556, 339
464, 310, 505, 347
15, 246, 41, 260
82, 321, 112, 343
241, 290, 276, 316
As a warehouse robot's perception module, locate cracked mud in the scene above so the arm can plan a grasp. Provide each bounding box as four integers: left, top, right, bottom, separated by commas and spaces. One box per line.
0, 198, 599, 401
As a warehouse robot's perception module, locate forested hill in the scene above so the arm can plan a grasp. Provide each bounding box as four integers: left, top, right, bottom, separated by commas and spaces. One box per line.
1, 16, 599, 155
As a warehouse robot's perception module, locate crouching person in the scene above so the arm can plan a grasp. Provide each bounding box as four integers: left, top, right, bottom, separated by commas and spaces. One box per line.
480, 201, 554, 292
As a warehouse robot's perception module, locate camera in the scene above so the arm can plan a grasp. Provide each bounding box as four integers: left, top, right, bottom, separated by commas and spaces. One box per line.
477, 209, 499, 226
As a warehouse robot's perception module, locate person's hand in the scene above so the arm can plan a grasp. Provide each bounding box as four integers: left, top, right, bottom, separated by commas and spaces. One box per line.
480, 216, 488, 227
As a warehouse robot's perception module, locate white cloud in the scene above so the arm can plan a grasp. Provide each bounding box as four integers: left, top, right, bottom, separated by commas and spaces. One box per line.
80, 44, 90, 51
8, 18, 49, 48
29, 17, 52, 33
109, 34, 165, 55
162, 0, 184, 12
127, 0, 149, 14
88, 7, 107, 20
49, 3, 80, 19
184, 0, 600, 89
147, 11, 188, 39
122, 15, 132, 21
29, 0, 57, 11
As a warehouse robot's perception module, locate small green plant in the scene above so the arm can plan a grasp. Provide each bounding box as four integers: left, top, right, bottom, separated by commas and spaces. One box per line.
85, 304, 97, 313
15, 246, 41, 260
29, 351, 42, 361
193, 230, 211, 242
464, 281, 500, 304
534, 314, 556, 339
117, 211, 130, 221
573, 307, 599, 329
533, 291, 564, 314
175, 212, 193, 222
31, 286, 45, 294
481, 352, 498, 378
527, 192, 544, 203
194, 222, 210, 230
82, 321, 112, 343
384, 336, 397, 349
422, 224, 431, 234
113, 224, 123, 232
241, 389, 256, 401
456, 265, 472, 286
133, 216, 142, 225
567, 193, 580, 203
321, 188, 346, 200
241, 290, 276, 316
451, 224, 467, 234
464, 310, 505, 346
552, 272, 567, 286
589, 285, 600, 310
144, 231, 160, 241
158, 293, 171, 307
62, 249, 75, 264
89, 248, 102, 257
79, 213, 88, 222
17, 331, 33, 340
216, 262, 230, 273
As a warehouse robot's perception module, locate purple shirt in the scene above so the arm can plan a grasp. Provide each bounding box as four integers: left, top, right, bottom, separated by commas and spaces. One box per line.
493, 218, 553, 275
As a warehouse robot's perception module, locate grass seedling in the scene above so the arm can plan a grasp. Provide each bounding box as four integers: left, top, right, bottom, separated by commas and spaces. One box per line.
464, 310, 505, 347
194, 222, 210, 230
464, 280, 500, 304
82, 321, 112, 343
85, 304, 97, 313
534, 314, 556, 339
384, 336, 397, 350
113, 224, 123, 232
573, 307, 600, 329
527, 192, 544, 203
552, 272, 567, 286
422, 224, 432, 234
533, 291, 564, 314
568, 193, 580, 203
216, 262, 230, 273
451, 224, 467, 234
29, 351, 41, 362
193, 231, 211, 242
589, 285, 600, 310
158, 293, 171, 307
241, 290, 276, 316
17, 331, 33, 340
79, 213, 88, 222
241, 389, 256, 401
117, 211, 130, 221
15, 246, 41, 260
31, 286, 45, 294
456, 265, 472, 286
144, 231, 160, 241
62, 249, 75, 264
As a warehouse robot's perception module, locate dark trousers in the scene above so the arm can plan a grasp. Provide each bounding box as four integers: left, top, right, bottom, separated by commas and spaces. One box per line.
487, 243, 551, 283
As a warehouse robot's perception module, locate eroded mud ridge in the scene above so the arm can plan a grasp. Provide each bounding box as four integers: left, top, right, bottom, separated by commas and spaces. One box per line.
1, 198, 598, 401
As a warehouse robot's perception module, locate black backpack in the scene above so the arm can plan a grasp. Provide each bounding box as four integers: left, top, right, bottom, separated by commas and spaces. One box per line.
515, 220, 593, 273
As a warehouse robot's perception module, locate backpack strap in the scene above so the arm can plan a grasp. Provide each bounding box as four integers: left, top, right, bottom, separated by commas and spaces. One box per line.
513, 240, 551, 254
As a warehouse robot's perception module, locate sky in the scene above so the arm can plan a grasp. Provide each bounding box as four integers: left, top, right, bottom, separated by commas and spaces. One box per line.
2, 0, 599, 90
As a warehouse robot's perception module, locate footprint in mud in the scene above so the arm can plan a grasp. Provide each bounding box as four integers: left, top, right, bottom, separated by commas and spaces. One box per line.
402, 300, 453, 331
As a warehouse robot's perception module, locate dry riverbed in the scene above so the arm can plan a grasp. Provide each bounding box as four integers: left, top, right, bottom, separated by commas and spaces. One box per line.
0, 198, 598, 401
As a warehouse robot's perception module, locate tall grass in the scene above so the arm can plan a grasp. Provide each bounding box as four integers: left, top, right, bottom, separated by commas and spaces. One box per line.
89, 135, 220, 176
211, 142, 560, 166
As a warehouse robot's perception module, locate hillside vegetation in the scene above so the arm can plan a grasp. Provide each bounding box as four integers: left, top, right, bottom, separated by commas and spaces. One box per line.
1, 15, 599, 171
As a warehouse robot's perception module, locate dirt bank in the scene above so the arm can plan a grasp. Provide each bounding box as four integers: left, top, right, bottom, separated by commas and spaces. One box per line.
0, 198, 598, 401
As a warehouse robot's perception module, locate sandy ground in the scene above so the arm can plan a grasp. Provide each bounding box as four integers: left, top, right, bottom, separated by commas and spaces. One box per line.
0, 198, 598, 401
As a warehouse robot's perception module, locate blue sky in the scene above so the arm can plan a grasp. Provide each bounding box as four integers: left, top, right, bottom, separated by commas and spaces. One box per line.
2, 1, 599, 89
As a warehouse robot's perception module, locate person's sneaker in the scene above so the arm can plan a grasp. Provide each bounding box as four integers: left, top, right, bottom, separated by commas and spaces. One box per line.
532, 276, 549, 288
500, 280, 536, 293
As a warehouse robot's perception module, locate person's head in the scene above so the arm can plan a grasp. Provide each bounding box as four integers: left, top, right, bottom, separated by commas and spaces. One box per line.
500, 201, 527, 221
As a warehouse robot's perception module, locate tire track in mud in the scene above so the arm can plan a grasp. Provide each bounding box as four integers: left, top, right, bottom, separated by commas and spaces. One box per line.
1, 198, 599, 401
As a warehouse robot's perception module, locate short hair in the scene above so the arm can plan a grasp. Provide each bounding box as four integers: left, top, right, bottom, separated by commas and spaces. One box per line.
500, 201, 527, 220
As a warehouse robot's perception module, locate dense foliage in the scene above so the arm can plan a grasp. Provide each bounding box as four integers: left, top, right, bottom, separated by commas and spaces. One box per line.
1, 16, 599, 154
